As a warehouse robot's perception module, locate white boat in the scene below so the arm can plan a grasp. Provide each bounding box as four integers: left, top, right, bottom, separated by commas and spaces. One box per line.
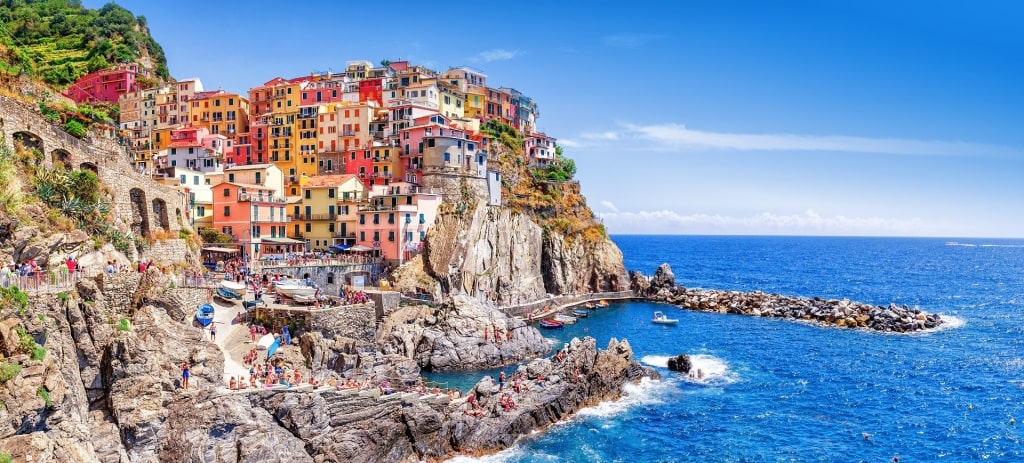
219, 279, 247, 296
554, 313, 577, 325
275, 281, 317, 298
652, 311, 679, 325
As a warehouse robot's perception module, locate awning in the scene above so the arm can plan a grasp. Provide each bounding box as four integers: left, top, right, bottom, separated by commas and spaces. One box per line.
202, 247, 239, 253
346, 244, 375, 252
259, 237, 306, 245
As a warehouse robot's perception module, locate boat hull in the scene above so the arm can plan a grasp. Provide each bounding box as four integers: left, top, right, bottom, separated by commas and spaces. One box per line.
219, 280, 247, 296
195, 304, 215, 327
277, 284, 317, 298
539, 319, 564, 329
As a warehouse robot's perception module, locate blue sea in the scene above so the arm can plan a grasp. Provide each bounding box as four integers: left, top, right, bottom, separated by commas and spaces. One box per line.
438, 235, 1024, 462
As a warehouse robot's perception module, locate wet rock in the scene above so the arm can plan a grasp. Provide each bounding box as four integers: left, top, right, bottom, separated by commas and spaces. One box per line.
667, 354, 691, 373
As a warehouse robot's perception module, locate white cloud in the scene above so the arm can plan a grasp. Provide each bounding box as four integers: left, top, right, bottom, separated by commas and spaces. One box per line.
594, 208, 957, 236
580, 131, 620, 141
557, 138, 582, 148
600, 200, 619, 212
469, 49, 524, 63
614, 122, 1021, 157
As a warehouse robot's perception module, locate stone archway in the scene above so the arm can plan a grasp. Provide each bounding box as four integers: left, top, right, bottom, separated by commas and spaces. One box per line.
80, 162, 98, 174
152, 198, 170, 231
12, 131, 43, 154
129, 188, 150, 237
51, 148, 72, 167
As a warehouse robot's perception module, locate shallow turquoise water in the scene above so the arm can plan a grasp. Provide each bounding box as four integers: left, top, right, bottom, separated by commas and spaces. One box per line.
442, 236, 1024, 462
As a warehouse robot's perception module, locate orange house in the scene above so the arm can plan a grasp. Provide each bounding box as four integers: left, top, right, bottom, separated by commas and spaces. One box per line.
210, 181, 300, 258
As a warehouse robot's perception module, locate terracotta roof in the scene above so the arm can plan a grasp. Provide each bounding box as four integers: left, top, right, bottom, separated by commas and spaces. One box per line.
303, 174, 358, 188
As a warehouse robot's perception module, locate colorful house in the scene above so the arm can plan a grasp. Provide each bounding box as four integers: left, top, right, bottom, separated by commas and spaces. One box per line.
525, 132, 557, 166
293, 174, 366, 250
355, 182, 441, 264
189, 89, 249, 142
210, 180, 297, 259
157, 126, 230, 173
63, 63, 148, 104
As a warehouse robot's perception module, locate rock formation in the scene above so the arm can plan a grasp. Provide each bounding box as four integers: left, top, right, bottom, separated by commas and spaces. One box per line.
631, 265, 944, 332
667, 354, 691, 373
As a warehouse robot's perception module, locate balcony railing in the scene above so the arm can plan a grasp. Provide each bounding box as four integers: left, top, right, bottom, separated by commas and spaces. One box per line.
291, 213, 337, 221
238, 193, 287, 203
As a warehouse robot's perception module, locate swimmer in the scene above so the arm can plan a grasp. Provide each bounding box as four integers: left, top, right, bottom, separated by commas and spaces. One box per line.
1011, 417, 1016, 425
862, 433, 870, 440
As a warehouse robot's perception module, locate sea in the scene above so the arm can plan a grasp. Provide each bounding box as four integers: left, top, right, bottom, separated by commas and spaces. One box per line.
434, 235, 1024, 462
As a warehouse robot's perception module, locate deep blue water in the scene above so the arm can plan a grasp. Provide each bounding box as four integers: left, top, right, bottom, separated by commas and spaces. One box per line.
442, 236, 1024, 462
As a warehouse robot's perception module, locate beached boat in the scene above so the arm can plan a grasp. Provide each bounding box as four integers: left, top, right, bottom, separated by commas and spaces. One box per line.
291, 294, 317, 304
652, 311, 679, 325
597, 300, 610, 308
276, 281, 317, 298
195, 303, 215, 327
242, 299, 266, 310
216, 286, 242, 300
539, 319, 564, 329
219, 279, 247, 297
583, 302, 597, 309
571, 309, 590, 318
554, 313, 577, 324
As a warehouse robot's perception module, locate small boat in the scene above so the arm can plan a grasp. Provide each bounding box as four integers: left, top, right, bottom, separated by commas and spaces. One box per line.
216, 286, 242, 300
195, 303, 215, 327
571, 309, 590, 318
583, 302, 597, 309
554, 314, 577, 324
652, 311, 679, 325
219, 279, 247, 297
291, 294, 317, 304
275, 280, 317, 298
242, 299, 266, 310
597, 300, 610, 308
539, 319, 564, 329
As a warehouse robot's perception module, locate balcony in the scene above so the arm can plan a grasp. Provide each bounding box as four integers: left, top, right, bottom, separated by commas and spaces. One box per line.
238, 192, 287, 203
291, 213, 337, 221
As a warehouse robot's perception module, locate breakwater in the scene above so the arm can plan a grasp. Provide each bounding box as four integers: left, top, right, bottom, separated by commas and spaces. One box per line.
631, 264, 943, 332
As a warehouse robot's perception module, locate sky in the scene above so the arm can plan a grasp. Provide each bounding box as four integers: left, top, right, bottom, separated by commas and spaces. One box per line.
87, 0, 1024, 238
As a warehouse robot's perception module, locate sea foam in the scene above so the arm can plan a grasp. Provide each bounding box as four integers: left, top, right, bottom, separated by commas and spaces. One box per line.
641, 353, 739, 385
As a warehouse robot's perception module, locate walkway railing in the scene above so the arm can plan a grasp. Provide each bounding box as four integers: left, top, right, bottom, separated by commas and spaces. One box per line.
1, 268, 101, 294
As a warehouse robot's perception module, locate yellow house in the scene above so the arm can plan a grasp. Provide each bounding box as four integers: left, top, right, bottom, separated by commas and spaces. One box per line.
293, 174, 366, 250
464, 85, 486, 119
438, 81, 465, 120
188, 89, 250, 144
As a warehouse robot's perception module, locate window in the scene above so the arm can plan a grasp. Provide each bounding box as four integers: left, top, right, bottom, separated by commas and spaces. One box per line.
388, 213, 394, 224
444, 153, 450, 162
305, 223, 311, 232
419, 213, 425, 224
388, 231, 395, 242
223, 206, 231, 216
406, 231, 413, 242
373, 231, 380, 242
404, 213, 411, 224
179, 174, 186, 184
223, 188, 230, 197
305, 190, 311, 199
420, 231, 425, 241
228, 173, 235, 182
328, 223, 335, 232
373, 214, 379, 224
360, 231, 365, 241
427, 139, 436, 147
359, 215, 365, 225
197, 206, 206, 216
193, 176, 199, 185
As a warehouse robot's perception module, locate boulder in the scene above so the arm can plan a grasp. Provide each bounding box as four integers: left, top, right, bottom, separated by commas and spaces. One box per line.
649, 263, 676, 294
666, 354, 691, 373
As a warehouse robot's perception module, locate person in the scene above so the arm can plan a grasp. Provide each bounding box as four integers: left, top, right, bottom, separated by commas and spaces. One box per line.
181, 361, 191, 390
498, 371, 506, 391
106, 260, 116, 274
210, 323, 217, 342
229, 376, 237, 390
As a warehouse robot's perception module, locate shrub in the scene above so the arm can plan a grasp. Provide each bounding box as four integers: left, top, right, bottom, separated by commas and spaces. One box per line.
117, 318, 130, 332
37, 385, 52, 409
64, 119, 86, 138
0, 362, 21, 383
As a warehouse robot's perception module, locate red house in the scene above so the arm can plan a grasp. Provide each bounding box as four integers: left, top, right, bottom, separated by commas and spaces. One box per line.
63, 64, 147, 104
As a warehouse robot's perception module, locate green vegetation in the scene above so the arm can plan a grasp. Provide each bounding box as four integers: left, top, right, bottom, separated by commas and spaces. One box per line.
37, 385, 52, 409
481, 120, 604, 243
0, 0, 170, 86
0, 451, 11, 463
200, 227, 234, 244
0, 285, 29, 316
116, 318, 130, 331
0, 361, 21, 382
15, 326, 46, 360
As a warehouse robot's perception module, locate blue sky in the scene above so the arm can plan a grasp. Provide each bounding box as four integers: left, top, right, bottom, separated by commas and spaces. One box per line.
89, 0, 1024, 237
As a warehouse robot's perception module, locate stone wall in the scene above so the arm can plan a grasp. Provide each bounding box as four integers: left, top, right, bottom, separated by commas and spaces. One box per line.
141, 239, 198, 269
0, 94, 185, 238
365, 290, 401, 320
253, 303, 377, 344
96, 272, 144, 311
251, 262, 380, 298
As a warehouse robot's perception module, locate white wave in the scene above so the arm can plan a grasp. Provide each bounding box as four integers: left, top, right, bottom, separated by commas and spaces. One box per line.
545, 337, 561, 345
938, 314, 966, 329
576, 376, 668, 419
641, 354, 739, 385
946, 241, 1024, 248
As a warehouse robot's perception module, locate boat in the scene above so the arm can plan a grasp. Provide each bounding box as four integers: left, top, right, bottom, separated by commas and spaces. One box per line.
291, 294, 317, 304
554, 313, 577, 324
242, 299, 266, 310
571, 309, 590, 318
538, 319, 564, 329
219, 279, 247, 297
583, 302, 597, 309
216, 286, 242, 300
597, 300, 610, 308
195, 303, 215, 327
652, 311, 679, 325
275, 280, 317, 298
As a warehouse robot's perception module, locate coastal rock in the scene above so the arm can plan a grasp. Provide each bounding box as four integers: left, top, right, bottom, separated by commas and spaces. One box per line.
637, 264, 943, 333
667, 354, 692, 373
649, 263, 676, 294
377, 294, 550, 371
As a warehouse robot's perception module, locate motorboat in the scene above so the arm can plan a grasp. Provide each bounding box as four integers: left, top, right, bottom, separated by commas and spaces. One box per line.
652, 311, 679, 325
538, 319, 564, 329
275, 280, 317, 298
597, 300, 610, 308
571, 309, 590, 318
554, 313, 577, 324
195, 303, 215, 327
219, 279, 247, 297
291, 294, 317, 304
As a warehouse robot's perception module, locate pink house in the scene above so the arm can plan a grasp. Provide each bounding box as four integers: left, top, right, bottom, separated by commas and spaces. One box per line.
398, 114, 468, 184
63, 64, 148, 104
355, 182, 441, 264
